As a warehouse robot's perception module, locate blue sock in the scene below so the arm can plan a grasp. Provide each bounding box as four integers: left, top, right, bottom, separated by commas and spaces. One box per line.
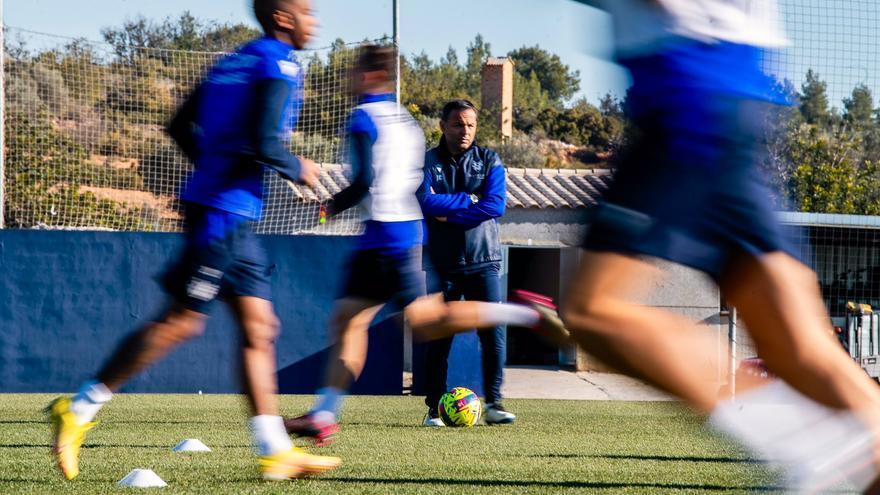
313, 387, 344, 418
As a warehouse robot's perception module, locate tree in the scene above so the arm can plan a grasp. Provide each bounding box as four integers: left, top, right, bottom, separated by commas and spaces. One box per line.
783, 124, 880, 214
463, 35, 492, 100
508, 45, 580, 104
599, 93, 624, 120
298, 39, 358, 140
101, 12, 260, 62
799, 69, 831, 126
401, 48, 474, 123
843, 84, 875, 128
511, 70, 554, 135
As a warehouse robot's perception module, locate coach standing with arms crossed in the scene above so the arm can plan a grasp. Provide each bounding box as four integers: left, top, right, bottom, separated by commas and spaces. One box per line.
418, 100, 514, 426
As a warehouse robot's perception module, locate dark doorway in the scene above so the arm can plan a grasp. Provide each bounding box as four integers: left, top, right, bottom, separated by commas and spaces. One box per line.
505, 247, 561, 366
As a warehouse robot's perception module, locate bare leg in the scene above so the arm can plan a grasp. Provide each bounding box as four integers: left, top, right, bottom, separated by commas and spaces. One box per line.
97, 306, 206, 391
405, 294, 538, 342
323, 298, 384, 390
722, 252, 880, 413
229, 296, 282, 416
561, 251, 724, 412
284, 299, 383, 444
308, 294, 525, 401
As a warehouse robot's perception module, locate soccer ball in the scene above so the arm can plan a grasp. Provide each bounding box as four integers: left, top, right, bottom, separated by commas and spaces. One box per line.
438, 387, 481, 427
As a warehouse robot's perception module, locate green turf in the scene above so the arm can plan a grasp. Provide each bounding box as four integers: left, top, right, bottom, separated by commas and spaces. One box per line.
0, 394, 781, 494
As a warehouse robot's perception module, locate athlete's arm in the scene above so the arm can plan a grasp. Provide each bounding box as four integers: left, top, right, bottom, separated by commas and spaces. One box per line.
166, 84, 203, 163
328, 131, 373, 216
252, 78, 305, 184
416, 169, 474, 217
446, 157, 506, 228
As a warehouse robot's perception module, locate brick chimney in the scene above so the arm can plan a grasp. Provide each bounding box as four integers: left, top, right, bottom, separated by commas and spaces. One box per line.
481, 57, 514, 140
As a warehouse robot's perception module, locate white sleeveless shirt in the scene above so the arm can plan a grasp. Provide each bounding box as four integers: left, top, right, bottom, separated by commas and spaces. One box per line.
596, 0, 788, 57
356, 100, 426, 223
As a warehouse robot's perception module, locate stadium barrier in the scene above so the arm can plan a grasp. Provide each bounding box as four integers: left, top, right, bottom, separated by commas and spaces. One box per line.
0, 230, 403, 393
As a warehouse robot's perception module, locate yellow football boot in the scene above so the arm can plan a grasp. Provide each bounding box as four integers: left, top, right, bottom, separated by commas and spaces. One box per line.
47, 397, 95, 480
258, 447, 341, 481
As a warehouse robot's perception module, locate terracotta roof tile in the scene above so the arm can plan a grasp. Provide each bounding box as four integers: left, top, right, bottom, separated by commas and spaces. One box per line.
300, 164, 610, 209
506, 191, 523, 208
555, 173, 596, 206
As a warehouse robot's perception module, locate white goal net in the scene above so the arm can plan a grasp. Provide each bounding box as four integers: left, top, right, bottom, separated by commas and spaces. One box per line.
2, 28, 374, 234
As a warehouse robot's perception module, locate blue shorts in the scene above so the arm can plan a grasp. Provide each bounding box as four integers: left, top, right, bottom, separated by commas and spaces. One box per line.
339, 246, 425, 309
161, 204, 273, 313
582, 93, 793, 280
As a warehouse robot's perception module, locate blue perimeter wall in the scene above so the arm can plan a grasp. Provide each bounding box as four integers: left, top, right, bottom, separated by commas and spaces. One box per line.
0, 231, 489, 395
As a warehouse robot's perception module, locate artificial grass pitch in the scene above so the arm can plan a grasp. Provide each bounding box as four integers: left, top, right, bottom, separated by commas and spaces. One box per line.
1, 394, 779, 494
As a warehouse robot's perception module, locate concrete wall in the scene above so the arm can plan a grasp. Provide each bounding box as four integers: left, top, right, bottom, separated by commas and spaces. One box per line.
0, 231, 402, 394
499, 208, 587, 247
572, 255, 723, 373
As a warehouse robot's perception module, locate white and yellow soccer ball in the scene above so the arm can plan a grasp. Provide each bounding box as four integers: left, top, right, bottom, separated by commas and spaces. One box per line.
438, 387, 481, 427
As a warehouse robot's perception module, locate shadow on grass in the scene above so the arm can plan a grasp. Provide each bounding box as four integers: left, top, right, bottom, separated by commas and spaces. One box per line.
343, 422, 433, 429
98, 420, 231, 425
531, 453, 764, 465
328, 476, 782, 492
0, 443, 250, 449
0, 419, 231, 425
0, 479, 55, 484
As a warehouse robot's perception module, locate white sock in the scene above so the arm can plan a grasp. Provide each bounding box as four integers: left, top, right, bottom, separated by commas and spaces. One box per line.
312, 410, 337, 427
249, 415, 293, 456
476, 303, 540, 328
312, 387, 344, 420
70, 380, 112, 425
709, 380, 878, 491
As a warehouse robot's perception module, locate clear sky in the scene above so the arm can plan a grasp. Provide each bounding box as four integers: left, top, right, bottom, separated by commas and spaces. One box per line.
4, 0, 880, 106
2, 0, 629, 101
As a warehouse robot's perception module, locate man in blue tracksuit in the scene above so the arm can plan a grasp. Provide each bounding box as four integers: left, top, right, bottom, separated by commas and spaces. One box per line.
419, 100, 515, 426
47, 0, 340, 482
283, 51, 558, 445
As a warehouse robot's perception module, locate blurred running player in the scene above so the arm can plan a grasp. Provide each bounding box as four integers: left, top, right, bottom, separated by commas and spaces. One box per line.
47, 0, 341, 482
283, 45, 566, 445
567, 1, 880, 491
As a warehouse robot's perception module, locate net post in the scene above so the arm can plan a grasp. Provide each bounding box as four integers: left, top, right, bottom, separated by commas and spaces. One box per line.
728, 307, 737, 400
393, 0, 401, 106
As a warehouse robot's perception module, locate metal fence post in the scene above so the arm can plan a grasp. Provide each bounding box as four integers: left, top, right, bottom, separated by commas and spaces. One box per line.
728, 307, 737, 399
0, 0, 6, 229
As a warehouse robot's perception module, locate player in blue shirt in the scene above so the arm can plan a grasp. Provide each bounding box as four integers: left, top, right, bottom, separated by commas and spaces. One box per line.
283, 45, 567, 445
47, 0, 340, 482
565, 1, 880, 490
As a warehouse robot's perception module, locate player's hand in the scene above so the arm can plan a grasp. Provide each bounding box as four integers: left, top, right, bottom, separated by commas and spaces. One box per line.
298, 157, 319, 187
436, 217, 448, 222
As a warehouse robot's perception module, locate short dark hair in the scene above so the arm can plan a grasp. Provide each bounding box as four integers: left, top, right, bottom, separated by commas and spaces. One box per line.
441, 100, 478, 121
356, 44, 396, 78
253, 0, 290, 33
